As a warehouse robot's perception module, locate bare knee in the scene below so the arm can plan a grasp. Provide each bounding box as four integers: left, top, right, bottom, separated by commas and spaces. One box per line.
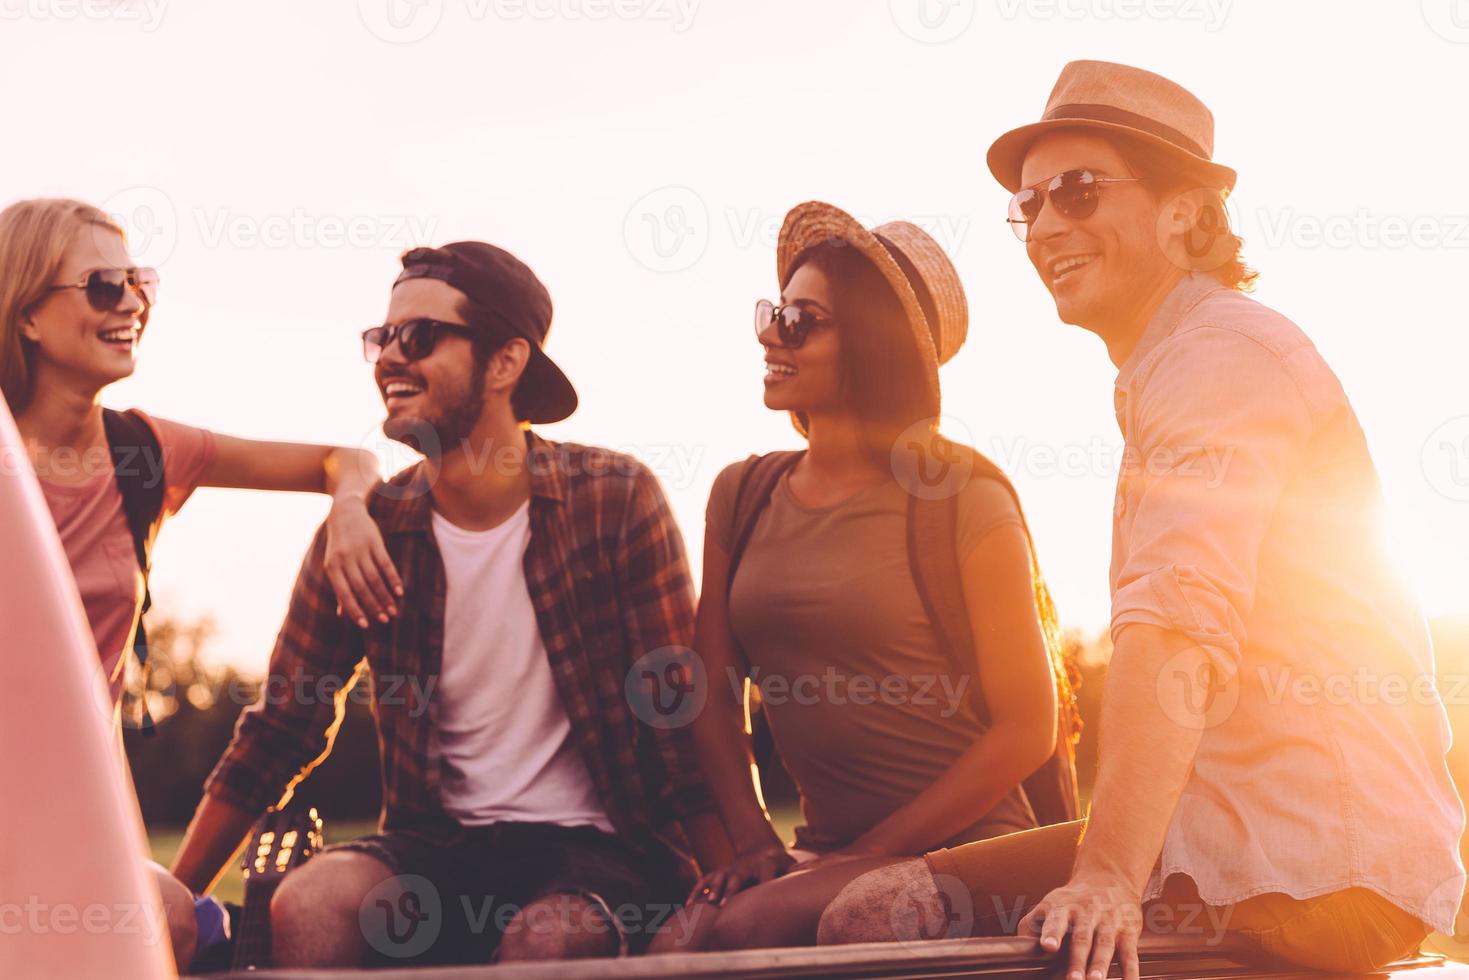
497, 892, 620, 962
818, 859, 953, 946
707, 893, 767, 951
271, 850, 396, 967
646, 900, 720, 954
149, 863, 197, 969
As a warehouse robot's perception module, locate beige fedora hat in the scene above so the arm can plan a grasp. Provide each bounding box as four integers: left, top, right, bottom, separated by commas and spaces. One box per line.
777, 201, 969, 419
987, 60, 1236, 193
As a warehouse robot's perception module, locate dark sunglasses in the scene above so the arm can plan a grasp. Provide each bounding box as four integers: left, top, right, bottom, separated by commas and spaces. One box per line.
40, 267, 159, 312
361, 318, 476, 364
754, 299, 836, 349
1007, 169, 1147, 242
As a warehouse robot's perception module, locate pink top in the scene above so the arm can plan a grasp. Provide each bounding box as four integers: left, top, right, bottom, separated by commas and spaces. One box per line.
37, 410, 215, 703
1111, 273, 1465, 934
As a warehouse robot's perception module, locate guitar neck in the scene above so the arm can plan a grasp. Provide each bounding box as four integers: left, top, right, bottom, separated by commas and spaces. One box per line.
230, 876, 283, 971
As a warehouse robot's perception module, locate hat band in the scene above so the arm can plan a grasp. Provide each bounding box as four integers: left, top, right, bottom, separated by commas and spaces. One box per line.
874, 232, 941, 355
1044, 102, 1209, 160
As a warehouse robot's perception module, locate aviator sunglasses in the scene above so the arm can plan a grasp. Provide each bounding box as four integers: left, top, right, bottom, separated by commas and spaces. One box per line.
39, 267, 159, 312
361, 318, 480, 364
1007, 169, 1147, 242
754, 299, 835, 350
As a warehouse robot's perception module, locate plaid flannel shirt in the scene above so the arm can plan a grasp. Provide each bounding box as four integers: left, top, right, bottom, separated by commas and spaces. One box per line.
204, 431, 713, 846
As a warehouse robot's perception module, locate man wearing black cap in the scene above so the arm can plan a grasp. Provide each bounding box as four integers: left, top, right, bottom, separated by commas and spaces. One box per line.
171, 242, 724, 966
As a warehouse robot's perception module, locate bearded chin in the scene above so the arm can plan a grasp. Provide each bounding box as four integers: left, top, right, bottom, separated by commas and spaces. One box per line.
383, 369, 487, 462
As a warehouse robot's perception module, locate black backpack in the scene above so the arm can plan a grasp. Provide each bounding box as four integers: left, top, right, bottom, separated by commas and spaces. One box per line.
725, 438, 1082, 827
102, 408, 166, 734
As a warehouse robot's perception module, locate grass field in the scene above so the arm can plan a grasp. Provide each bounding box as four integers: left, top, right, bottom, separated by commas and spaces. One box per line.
147, 820, 381, 906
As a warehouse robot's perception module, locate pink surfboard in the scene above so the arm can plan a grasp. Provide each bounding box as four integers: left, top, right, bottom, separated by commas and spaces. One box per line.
0, 395, 175, 978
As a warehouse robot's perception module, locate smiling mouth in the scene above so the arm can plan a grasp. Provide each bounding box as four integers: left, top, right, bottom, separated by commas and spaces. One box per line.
764, 362, 798, 384
1050, 254, 1099, 286
97, 326, 139, 351
382, 380, 425, 404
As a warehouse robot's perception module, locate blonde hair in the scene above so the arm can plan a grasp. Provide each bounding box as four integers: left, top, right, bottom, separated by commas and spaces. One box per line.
0, 198, 126, 412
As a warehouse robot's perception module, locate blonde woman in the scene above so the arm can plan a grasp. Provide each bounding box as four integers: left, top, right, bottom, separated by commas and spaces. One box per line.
0, 197, 402, 969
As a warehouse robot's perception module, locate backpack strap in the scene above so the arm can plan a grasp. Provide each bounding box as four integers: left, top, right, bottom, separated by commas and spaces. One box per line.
906, 436, 1081, 826
722, 451, 803, 770
102, 408, 166, 735
724, 450, 804, 609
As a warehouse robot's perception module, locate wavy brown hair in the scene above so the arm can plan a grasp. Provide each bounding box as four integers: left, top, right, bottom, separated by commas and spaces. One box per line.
1113, 133, 1258, 292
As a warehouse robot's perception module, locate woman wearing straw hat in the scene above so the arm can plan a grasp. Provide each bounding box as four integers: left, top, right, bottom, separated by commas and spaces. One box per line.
648, 201, 1070, 952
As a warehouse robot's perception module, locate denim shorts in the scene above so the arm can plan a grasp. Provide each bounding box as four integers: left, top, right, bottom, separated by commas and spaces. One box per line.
328, 822, 688, 965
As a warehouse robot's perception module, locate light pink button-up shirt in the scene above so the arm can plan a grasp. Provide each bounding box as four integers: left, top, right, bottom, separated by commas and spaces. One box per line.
1111, 273, 1465, 933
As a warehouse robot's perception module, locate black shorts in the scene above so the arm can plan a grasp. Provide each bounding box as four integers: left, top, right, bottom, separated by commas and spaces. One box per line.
329, 822, 688, 965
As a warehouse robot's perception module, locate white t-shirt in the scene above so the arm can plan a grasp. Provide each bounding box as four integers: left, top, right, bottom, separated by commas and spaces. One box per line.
429, 501, 613, 833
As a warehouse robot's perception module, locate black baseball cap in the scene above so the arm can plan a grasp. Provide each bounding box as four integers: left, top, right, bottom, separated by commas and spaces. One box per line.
395, 241, 578, 424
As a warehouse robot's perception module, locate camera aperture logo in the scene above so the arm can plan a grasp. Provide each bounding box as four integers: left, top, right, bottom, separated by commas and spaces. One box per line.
889, 0, 976, 43
625, 645, 706, 729
623, 187, 709, 273
359, 0, 445, 43
891, 416, 977, 501
360, 874, 442, 959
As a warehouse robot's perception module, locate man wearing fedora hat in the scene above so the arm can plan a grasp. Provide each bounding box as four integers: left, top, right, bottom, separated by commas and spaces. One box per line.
169, 242, 726, 967
817, 61, 1464, 977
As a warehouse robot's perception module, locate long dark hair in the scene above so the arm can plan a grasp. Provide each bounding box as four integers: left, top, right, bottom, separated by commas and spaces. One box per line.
781, 240, 932, 467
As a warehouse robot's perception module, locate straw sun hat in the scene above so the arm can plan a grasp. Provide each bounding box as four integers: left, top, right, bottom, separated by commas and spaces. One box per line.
986, 59, 1236, 193
776, 201, 968, 420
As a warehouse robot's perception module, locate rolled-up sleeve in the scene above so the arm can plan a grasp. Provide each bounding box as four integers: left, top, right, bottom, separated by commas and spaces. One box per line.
1111, 326, 1313, 669
203, 522, 365, 812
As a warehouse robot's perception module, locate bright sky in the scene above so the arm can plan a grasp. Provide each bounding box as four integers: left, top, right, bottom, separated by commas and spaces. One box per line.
7, 1, 1469, 670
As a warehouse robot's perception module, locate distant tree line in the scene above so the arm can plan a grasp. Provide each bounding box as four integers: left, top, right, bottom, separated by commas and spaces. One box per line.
125, 614, 1469, 835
